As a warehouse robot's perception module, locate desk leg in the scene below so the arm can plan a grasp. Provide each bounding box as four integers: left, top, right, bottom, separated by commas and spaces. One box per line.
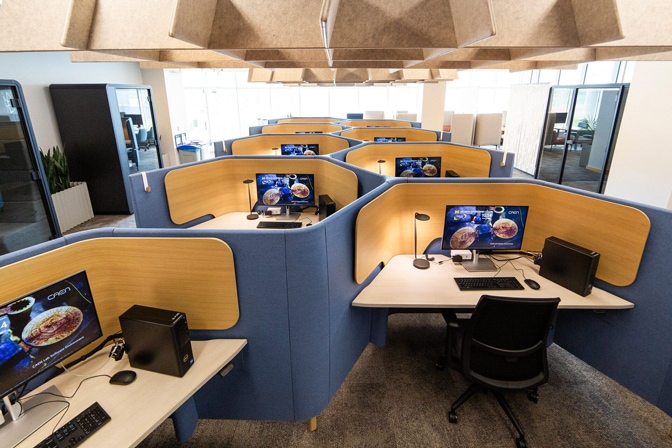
308, 416, 317, 431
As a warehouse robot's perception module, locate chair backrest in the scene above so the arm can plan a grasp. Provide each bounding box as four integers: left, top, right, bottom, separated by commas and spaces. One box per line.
462, 295, 560, 391
123, 118, 137, 149
137, 127, 148, 143
450, 113, 476, 145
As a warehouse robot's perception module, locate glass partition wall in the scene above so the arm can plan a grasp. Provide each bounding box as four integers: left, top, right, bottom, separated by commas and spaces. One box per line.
537, 84, 628, 193
0, 81, 59, 255
115, 88, 162, 173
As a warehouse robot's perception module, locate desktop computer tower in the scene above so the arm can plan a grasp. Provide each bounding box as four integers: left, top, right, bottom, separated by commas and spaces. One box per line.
119, 305, 194, 377
539, 236, 600, 297
319, 194, 336, 221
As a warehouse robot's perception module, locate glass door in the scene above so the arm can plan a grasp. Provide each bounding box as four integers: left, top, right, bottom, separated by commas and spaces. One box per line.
0, 82, 59, 255
115, 88, 163, 173
536, 85, 627, 193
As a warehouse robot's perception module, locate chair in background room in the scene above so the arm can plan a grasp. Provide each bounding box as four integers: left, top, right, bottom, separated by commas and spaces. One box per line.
443, 110, 454, 132
136, 127, 149, 151
146, 127, 156, 147
395, 112, 417, 121
122, 118, 139, 170
444, 295, 560, 448
364, 110, 385, 119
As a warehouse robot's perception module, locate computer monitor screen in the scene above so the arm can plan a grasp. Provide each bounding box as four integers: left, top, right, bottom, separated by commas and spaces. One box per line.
346, 113, 364, 119
441, 205, 529, 251
0, 271, 103, 399
395, 157, 441, 178
280, 144, 319, 156
256, 173, 316, 208
295, 131, 323, 134
374, 137, 406, 142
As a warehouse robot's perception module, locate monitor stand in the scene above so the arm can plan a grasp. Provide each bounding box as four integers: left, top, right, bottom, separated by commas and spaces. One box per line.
276, 206, 300, 221
1, 385, 67, 448
462, 250, 497, 272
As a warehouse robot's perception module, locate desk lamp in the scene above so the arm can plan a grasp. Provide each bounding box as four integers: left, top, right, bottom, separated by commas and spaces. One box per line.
413, 212, 432, 269
243, 179, 258, 220
377, 159, 386, 174
272, 147, 280, 155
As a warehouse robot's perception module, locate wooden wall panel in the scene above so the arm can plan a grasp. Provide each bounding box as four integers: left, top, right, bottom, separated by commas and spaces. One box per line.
355, 183, 650, 286
165, 158, 358, 224
341, 128, 438, 142
340, 120, 412, 128
230, 135, 350, 155
261, 123, 343, 134
344, 143, 491, 177
0, 238, 239, 338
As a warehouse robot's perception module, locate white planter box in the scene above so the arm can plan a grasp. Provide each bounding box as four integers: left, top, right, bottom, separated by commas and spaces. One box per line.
51, 181, 94, 232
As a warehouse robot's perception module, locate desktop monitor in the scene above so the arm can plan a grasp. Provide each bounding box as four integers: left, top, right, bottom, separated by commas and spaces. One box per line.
280, 144, 319, 156
441, 205, 529, 271
0, 271, 103, 445
256, 173, 316, 218
295, 131, 323, 134
395, 157, 441, 178
374, 137, 406, 142
346, 113, 364, 119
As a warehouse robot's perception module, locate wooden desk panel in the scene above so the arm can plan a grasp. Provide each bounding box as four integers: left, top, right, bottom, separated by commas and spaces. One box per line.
344, 143, 491, 177
261, 123, 342, 134
17, 339, 247, 448
352, 255, 633, 310
355, 183, 650, 286
341, 127, 438, 142
230, 134, 350, 155
340, 120, 412, 128
165, 158, 358, 225
0, 238, 240, 337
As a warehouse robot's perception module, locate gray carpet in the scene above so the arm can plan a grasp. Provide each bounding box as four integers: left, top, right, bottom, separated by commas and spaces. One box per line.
138, 313, 672, 448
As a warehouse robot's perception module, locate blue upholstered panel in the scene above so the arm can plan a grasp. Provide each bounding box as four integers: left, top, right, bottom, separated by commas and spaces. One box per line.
554, 201, 672, 415
109, 228, 297, 420
0, 237, 67, 268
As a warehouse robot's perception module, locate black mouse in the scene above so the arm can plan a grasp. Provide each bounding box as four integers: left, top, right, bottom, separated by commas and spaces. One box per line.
306, 223, 312, 226
109, 370, 137, 385
524, 279, 541, 290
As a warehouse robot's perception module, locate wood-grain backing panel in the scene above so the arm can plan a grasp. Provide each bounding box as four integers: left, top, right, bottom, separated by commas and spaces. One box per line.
231, 135, 350, 155
341, 128, 438, 142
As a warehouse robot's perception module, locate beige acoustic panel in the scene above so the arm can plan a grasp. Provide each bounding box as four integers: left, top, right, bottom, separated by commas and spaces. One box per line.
474, 0, 622, 48
0, 0, 75, 51
0, 237, 239, 337
334, 68, 369, 82
344, 143, 491, 177
328, 0, 494, 49
165, 158, 358, 224
84, 0, 201, 50
230, 134, 350, 155
61, 0, 97, 49
595, 0, 672, 47
277, 118, 341, 123
450, 114, 476, 145
596, 47, 672, 61
303, 68, 337, 83
249, 68, 274, 82
320, 0, 340, 49
473, 113, 503, 146
341, 119, 410, 127
449, 0, 496, 47
354, 183, 650, 285
271, 69, 305, 82
341, 127, 438, 142
261, 123, 342, 134
170, 0, 219, 48
208, 0, 324, 50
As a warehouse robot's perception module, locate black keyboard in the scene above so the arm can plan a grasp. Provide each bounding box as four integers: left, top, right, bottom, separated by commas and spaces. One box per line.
454, 276, 524, 291
257, 221, 302, 229
34, 402, 110, 448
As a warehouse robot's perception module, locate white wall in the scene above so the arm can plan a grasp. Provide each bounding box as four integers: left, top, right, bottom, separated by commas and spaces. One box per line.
605, 62, 672, 208
0, 52, 143, 152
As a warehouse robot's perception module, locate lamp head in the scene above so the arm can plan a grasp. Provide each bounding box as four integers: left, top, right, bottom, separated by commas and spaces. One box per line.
243, 179, 253, 184
415, 212, 430, 221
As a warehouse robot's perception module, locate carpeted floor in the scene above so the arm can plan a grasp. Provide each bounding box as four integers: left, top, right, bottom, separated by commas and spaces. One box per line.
137, 313, 672, 448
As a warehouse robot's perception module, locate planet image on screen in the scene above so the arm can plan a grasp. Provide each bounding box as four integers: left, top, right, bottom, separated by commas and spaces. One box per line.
422, 164, 437, 177
291, 183, 310, 198
22, 306, 83, 347
492, 218, 518, 239
400, 169, 414, 178
450, 226, 478, 249
263, 188, 281, 205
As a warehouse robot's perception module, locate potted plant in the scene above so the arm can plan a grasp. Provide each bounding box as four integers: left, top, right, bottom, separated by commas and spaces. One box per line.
40, 146, 94, 232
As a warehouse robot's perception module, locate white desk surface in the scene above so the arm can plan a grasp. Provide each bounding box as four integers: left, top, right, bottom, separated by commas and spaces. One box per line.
17, 339, 247, 448
352, 254, 633, 310
192, 211, 317, 229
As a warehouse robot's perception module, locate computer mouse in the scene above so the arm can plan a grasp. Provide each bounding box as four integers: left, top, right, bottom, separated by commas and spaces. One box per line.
524, 278, 541, 290
306, 223, 312, 226
109, 370, 137, 385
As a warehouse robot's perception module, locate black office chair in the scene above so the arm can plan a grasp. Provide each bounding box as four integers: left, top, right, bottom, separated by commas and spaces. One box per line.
446, 295, 560, 448
136, 127, 149, 151
122, 118, 139, 170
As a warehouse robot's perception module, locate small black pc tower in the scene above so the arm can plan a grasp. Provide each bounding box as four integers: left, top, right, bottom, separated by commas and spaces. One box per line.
445, 170, 460, 177
119, 305, 194, 377
319, 194, 336, 221
539, 236, 600, 297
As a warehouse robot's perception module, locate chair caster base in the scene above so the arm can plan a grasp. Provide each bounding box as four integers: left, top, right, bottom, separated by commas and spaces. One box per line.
516, 437, 528, 448
448, 410, 457, 423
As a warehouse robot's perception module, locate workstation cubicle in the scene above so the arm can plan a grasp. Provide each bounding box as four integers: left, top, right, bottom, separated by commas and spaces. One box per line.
2, 154, 672, 444
221, 133, 359, 157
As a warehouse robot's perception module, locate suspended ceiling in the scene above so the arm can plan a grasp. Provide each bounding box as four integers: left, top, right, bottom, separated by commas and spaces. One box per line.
1, 0, 671, 84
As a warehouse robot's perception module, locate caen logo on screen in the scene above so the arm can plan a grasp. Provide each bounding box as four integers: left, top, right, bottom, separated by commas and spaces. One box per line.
48, 286, 71, 300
